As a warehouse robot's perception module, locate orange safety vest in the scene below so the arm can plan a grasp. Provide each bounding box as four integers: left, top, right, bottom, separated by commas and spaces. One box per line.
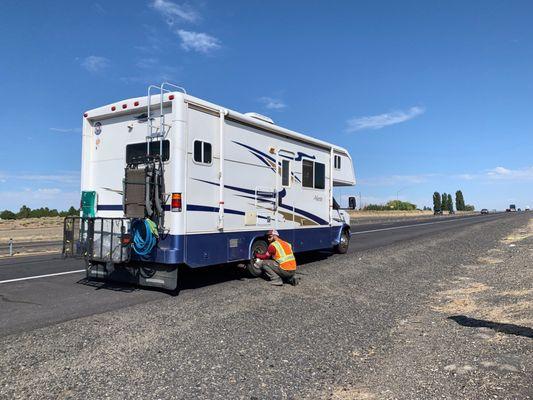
271, 239, 297, 271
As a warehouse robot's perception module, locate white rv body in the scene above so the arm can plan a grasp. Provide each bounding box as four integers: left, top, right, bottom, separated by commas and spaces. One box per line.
81, 91, 355, 269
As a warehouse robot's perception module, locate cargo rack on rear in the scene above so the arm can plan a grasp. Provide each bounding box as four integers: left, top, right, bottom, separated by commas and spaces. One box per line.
63, 217, 131, 263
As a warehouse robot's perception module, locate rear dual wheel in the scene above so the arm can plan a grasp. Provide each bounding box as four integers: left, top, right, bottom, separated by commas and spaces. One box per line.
246, 239, 268, 277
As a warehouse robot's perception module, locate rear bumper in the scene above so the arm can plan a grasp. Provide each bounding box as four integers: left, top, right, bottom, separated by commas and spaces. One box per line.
87, 261, 178, 291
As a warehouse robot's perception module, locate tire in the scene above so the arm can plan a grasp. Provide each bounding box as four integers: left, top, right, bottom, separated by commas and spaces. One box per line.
247, 239, 268, 277
335, 229, 350, 254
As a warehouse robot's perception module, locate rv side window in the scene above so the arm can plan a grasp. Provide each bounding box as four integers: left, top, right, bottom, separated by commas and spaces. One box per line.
126, 140, 170, 164
334, 155, 341, 169
302, 159, 325, 190
193, 140, 212, 165
281, 159, 291, 187
302, 159, 314, 188
314, 162, 325, 189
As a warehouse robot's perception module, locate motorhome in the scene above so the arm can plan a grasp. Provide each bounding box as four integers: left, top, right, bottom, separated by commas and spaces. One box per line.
63, 83, 356, 290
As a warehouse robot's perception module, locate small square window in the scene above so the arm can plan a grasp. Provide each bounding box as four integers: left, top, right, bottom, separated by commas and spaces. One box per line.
334, 155, 341, 170
193, 141, 202, 163
203, 142, 212, 164
193, 140, 212, 165
302, 159, 314, 188
314, 162, 325, 189
281, 159, 290, 187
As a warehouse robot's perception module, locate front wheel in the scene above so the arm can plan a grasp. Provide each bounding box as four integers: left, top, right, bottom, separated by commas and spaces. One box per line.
335, 230, 350, 254
247, 239, 268, 277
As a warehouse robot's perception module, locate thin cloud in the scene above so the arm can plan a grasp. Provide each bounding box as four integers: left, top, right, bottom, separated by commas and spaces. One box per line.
93, 3, 106, 14
486, 166, 533, 180
176, 29, 221, 53
49, 127, 81, 133
358, 173, 438, 186
259, 97, 287, 110
346, 106, 425, 132
80, 55, 110, 72
2, 171, 80, 185
150, 0, 199, 24
136, 57, 159, 69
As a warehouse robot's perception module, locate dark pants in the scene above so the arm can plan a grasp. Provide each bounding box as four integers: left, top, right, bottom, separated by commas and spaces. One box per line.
254, 259, 295, 282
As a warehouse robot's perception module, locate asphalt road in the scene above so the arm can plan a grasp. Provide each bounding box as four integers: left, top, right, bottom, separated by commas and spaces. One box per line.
0, 212, 530, 399
0, 212, 511, 337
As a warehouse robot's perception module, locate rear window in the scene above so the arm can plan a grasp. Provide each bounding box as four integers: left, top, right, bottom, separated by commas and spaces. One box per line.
126, 140, 170, 164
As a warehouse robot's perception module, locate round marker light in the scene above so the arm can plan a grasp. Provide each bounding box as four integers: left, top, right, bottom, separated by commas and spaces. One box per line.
111, 106, 116, 111
122, 104, 127, 109
134, 101, 139, 106
83, 113, 88, 117
169, 94, 175, 100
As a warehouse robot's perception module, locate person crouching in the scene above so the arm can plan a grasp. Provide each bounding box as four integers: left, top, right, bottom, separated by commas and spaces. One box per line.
254, 229, 298, 286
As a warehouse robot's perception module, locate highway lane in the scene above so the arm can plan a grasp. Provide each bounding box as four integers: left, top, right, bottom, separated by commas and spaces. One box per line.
0, 212, 514, 337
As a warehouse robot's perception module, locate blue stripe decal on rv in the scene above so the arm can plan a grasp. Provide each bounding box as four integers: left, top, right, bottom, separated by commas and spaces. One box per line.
232, 140, 302, 183
187, 204, 268, 219
192, 179, 327, 225
97, 205, 171, 211
187, 204, 244, 216
234, 194, 328, 225
97, 205, 123, 211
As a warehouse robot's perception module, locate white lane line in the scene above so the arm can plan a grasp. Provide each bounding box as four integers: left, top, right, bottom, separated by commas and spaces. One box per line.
351, 215, 487, 235
0, 269, 85, 284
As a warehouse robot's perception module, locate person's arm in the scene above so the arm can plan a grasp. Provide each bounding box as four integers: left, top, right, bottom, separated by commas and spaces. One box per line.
255, 244, 277, 260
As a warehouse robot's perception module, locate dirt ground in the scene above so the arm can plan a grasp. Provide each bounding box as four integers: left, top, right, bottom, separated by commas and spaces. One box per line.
0, 217, 63, 244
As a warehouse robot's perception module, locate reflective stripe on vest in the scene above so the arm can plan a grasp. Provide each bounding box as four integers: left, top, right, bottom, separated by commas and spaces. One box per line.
271, 239, 297, 271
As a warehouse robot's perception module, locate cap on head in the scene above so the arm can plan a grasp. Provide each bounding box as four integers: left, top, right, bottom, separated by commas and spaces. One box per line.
268, 229, 279, 237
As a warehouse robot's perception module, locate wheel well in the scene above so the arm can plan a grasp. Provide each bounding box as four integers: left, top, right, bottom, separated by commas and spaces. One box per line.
248, 236, 268, 259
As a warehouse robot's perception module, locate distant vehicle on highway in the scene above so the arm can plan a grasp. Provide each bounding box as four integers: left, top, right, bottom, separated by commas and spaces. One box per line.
434, 209, 443, 215
526, 208, 530, 212
509, 204, 517, 212
480, 209, 489, 215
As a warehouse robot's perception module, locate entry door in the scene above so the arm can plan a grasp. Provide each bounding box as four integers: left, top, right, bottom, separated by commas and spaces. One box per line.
276, 150, 295, 243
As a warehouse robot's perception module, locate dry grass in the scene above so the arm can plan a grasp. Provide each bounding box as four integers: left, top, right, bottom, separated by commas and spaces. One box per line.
349, 210, 475, 219
501, 218, 533, 243
0, 217, 63, 244
328, 387, 376, 400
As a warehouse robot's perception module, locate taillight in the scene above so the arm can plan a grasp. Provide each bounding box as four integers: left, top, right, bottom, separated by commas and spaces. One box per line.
121, 234, 132, 246
171, 193, 182, 212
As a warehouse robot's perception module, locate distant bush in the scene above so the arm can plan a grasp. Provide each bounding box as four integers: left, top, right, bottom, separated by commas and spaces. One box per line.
0, 205, 79, 220
464, 204, 475, 211
364, 200, 417, 211
0, 210, 17, 220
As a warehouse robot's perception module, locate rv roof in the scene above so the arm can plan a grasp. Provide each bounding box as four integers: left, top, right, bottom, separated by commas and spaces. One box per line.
85, 92, 351, 157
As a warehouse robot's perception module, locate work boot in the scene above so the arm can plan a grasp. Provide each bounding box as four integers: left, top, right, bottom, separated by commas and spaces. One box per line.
287, 276, 299, 286
270, 278, 283, 286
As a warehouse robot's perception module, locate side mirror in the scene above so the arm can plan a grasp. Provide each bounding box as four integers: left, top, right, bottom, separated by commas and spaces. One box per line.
348, 196, 356, 210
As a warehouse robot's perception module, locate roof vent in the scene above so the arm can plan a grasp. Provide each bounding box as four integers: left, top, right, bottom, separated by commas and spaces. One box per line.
245, 112, 274, 124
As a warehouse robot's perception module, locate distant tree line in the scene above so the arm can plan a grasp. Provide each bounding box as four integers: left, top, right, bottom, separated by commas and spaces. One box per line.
432, 190, 474, 212
364, 200, 417, 211
0, 205, 79, 220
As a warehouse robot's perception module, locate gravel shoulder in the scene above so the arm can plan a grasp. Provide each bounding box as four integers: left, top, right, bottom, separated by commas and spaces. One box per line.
0, 214, 530, 399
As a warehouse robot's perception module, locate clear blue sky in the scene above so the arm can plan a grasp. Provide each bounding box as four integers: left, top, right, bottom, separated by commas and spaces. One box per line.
1, 0, 532, 211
